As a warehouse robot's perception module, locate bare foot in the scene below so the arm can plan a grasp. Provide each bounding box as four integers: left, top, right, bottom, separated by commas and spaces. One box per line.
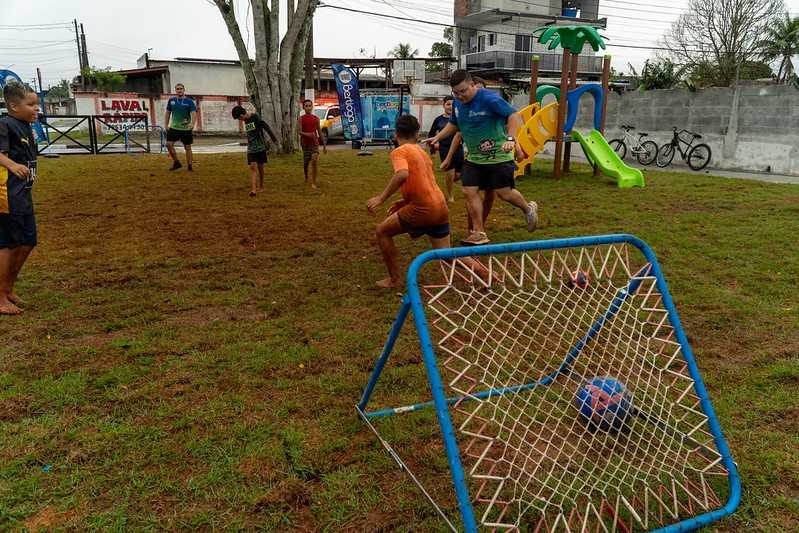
7, 293, 24, 305
310, 184, 318, 190
249, 190, 257, 197
0, 299, 22, 315
375, 277, 403, 289
448, 197, 455, 203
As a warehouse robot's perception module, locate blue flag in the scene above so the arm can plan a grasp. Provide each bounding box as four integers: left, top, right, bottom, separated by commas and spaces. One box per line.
331, 64, 364, 140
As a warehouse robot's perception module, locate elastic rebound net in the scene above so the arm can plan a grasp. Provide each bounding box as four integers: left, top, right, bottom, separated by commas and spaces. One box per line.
363, 240, 737, 532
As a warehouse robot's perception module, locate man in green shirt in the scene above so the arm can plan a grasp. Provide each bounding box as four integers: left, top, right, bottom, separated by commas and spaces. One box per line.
164, 83, 197, 171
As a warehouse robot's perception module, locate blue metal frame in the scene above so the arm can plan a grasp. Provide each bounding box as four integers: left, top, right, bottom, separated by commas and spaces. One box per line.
358, 234, 740, 533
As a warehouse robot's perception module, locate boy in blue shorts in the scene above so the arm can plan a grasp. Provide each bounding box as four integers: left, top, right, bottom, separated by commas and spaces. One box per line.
0, 82, 39, 315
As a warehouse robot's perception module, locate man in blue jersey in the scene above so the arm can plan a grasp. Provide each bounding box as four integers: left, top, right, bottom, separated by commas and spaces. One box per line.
164, 83, 197, 171
425, 70, 538, 245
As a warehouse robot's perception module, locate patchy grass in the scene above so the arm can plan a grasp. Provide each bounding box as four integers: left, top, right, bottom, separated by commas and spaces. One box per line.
0, 148, 797, 531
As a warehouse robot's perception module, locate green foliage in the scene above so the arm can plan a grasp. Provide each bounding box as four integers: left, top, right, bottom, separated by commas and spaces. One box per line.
429, 41, 452, 58
81, 67, 126, 92
757, 12, 799, 83
46, 79, 70, 99
533, 25, 606, 54
628, 59, 686, 90
389, 43, 418, 59
443, 27, 454, 43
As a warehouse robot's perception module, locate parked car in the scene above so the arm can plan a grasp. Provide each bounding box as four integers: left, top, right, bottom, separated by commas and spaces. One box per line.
314, 104, 342, 143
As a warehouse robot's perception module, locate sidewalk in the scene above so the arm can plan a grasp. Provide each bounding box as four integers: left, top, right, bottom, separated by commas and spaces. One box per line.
537, 151, 799, 185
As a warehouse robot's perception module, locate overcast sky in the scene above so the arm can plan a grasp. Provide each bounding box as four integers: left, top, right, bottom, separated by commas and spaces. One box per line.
3, 0, 799, 89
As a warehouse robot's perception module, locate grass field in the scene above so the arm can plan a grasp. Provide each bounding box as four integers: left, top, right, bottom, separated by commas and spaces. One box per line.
1, 149, 797, 531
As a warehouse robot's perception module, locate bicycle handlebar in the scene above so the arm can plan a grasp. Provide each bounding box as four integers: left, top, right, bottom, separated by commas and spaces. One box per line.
672, 127, 702, 139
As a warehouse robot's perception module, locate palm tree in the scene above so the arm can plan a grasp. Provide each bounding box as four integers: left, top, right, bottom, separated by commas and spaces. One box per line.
390, 43, 419, 59
757, 13, 799, 84
533, 25, 606, 54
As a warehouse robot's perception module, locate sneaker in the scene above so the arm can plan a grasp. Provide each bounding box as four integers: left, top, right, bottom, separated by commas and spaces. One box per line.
170, 160, 182, 171
461, 231, 490, 246
188, 164, 193, 172
525, 201, 539, 231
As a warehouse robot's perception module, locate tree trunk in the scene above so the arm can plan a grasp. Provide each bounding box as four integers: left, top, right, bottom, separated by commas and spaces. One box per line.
214, 0, 318, 153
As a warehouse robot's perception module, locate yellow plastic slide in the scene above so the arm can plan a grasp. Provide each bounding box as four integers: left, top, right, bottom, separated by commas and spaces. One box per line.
514, 102, 559, 178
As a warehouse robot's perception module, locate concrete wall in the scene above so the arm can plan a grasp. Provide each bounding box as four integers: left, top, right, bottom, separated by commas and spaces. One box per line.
574, 85, 799, 174
515, 84, 799, 175
74, 91, 250, 133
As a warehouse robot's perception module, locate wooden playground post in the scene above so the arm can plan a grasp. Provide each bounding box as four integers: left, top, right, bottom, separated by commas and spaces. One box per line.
594, 55, 612, 177
553, 49, 571, 179
563, 52, 579, 173
530, 55, 540, 105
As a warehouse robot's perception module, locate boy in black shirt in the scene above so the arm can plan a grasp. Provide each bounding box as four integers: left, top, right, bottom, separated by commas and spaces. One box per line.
427, 96, 462, 203
0, 82, 39, 315
231, 105, 279, 197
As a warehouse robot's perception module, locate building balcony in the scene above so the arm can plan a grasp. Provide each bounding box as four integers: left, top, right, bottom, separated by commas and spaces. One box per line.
464, 50, 603, 76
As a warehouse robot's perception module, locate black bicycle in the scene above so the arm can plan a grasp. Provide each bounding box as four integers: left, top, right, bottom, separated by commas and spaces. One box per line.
656, 127, 712, 171
608, 124, 658, 165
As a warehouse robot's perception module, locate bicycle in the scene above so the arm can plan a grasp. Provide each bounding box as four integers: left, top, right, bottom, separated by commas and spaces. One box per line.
656, 127, 712, 171
608, 124, 658, 165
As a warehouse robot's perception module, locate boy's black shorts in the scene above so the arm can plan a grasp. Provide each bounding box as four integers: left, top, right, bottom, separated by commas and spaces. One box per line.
247, 151, 268, 164
166, 128, 194, 145
399, 219, 451, 240
0, 213, 37, 248
439, 148, 464, 173
460, 160, 516, 190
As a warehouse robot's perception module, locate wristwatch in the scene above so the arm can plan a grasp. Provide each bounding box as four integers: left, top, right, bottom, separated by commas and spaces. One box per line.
506, 136, 515, 142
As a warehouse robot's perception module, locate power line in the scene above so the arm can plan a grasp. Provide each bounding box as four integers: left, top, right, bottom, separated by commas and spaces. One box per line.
318, 3, 710, 53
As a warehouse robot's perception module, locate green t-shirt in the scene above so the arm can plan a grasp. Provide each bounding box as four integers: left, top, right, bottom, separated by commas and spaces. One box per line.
450, 88, 516, 165
166, 96, 197, 131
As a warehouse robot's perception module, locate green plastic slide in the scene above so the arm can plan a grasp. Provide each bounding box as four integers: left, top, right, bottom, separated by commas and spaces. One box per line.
571, 130, 645, 188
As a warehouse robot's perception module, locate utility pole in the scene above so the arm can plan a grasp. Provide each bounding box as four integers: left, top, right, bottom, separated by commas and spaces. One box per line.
80, 24, 89, 72
73, 19, 83, 70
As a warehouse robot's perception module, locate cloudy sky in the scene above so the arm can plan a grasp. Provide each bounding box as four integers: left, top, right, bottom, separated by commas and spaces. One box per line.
3, 0, 799, 89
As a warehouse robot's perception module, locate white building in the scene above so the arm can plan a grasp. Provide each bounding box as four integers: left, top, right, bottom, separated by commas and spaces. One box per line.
454, 0, 606, 81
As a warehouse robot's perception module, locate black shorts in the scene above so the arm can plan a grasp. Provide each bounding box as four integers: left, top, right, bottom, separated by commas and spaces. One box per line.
303, 145, 319, 164
399, 219, 450, 240
440, 149, 464, 173
166, 128, 193, 145
247, 151, 268, 164
461, 160, 516, 190
0, 213, 37, 248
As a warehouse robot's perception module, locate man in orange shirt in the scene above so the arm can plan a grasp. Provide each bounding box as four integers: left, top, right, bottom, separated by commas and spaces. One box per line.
366, 115, 453, 288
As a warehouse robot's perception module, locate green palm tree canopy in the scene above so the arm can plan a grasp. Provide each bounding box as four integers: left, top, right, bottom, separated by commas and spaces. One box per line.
757, 13, 799, 84
532, 25, 606, 54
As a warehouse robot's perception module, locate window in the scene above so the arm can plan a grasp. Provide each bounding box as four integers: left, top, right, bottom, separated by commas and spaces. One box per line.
329, 108, 340, 118
478, 35, 485, 52
489, 33, 496, 46
515, 34, 532, 52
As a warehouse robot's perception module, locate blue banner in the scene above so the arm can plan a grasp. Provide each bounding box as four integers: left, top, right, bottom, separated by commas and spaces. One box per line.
0, 69, 48, 143
331, 64, 364, 140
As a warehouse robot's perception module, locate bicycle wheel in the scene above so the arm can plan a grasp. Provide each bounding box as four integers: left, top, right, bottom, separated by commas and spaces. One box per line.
636, 140, 658, 166
608, 139, 626, 160
687, 143, 711, 171
656, 144, 675, 167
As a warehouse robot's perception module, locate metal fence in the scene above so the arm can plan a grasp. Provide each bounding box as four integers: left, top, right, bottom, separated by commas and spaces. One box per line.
37, 115, 153, 155
465, 51, 604, 75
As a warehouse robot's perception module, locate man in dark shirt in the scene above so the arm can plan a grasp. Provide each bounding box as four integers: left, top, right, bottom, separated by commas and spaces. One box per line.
427, 96, 463, 203
232, 105, 278, 196
0, 82, 39, 315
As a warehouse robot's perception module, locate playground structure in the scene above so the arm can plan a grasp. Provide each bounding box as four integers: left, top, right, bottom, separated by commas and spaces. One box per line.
514, 26, 645, 188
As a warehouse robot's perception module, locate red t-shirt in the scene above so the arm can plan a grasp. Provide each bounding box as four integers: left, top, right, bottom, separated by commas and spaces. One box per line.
300, 114, 320, 147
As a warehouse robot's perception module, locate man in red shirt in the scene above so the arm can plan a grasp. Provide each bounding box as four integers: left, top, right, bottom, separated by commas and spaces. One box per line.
298, 99, 326, 189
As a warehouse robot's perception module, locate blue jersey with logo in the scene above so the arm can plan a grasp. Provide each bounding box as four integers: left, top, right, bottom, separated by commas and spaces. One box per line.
449, 88, 516, 164
166, 96, 197, 131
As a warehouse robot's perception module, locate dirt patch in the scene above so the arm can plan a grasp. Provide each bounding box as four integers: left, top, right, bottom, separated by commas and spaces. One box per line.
23, 506, 77, 531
